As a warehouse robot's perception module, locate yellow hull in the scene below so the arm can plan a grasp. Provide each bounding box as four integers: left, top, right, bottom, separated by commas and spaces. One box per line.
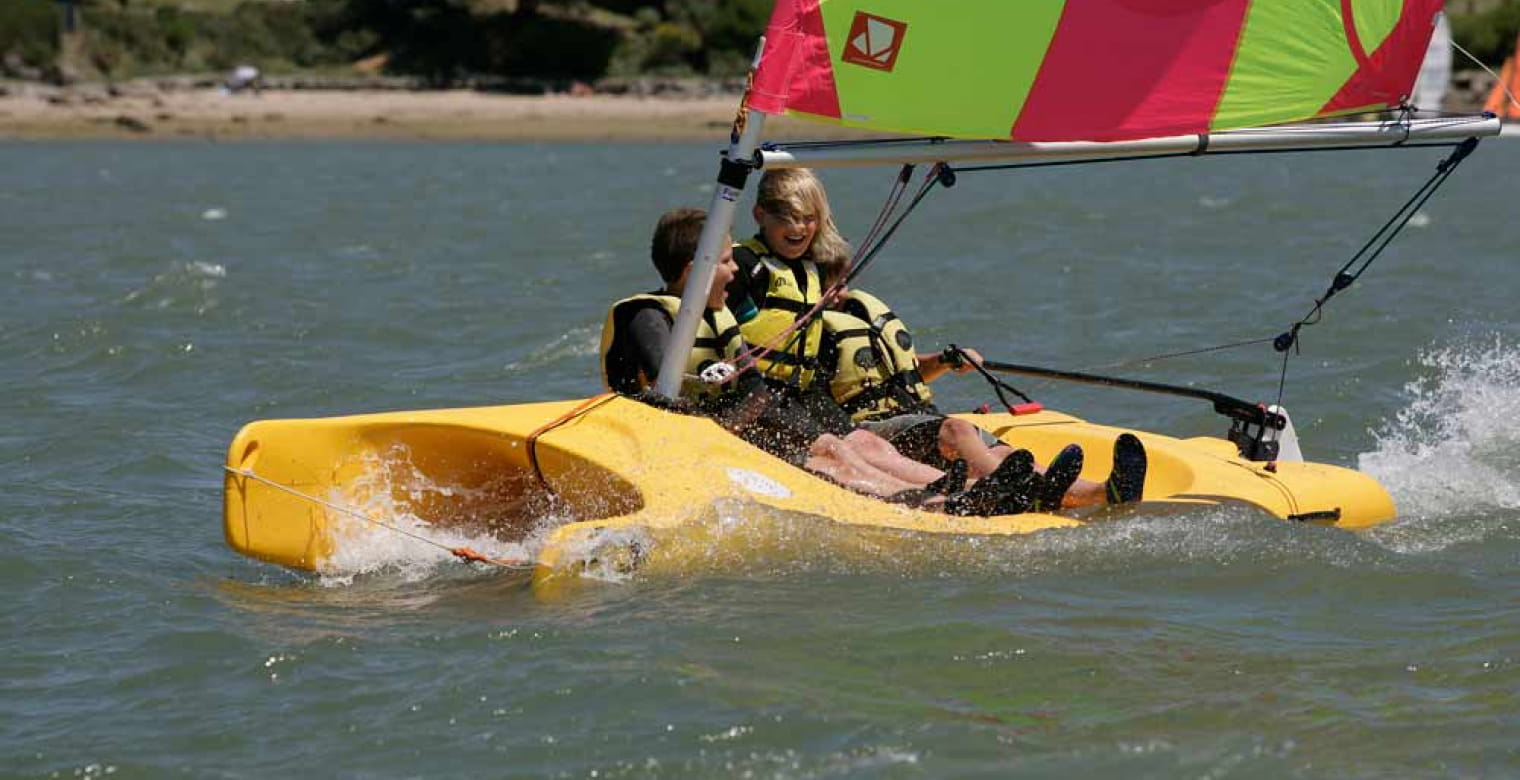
223, 396, 1395, 592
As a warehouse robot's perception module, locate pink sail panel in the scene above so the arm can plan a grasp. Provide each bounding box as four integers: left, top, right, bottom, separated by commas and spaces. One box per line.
1011, 0, 1253, 142
750, 0, 840, 120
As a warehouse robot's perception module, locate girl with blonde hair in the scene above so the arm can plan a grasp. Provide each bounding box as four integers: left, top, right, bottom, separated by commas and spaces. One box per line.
724, 167, 850, 392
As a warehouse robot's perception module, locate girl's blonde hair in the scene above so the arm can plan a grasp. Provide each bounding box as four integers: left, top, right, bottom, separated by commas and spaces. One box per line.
755, 168, 851, 279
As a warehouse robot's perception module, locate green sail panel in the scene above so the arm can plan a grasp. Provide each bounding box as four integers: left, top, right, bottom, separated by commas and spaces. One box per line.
1352, 0, 1404, 63
1214, 0, 1362, 130
811, 0, 1065, 138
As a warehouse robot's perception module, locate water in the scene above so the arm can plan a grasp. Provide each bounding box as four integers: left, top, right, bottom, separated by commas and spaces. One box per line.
4, 138, 1519, 777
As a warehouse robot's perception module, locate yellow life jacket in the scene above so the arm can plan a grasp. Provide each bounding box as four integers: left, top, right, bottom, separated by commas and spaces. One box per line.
599, 293, 743, 401
828, 289, 935, 421
733, 236, 823, 389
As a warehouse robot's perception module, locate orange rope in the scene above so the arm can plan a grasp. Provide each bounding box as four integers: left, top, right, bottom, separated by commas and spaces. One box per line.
525, 393, 616, 491
450, 546, 530, 568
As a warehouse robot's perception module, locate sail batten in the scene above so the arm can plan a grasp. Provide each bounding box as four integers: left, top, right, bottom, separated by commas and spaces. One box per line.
750, 0, 1445, 142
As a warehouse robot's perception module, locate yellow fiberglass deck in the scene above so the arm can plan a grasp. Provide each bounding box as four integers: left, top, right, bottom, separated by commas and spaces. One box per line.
223, 395, 1394, 590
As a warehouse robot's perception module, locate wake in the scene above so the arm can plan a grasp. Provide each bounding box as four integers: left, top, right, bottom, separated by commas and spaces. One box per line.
1360, 336, 1520, 551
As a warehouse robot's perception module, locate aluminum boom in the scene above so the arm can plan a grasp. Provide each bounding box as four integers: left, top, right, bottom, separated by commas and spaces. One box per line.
758, 115, 1501, 170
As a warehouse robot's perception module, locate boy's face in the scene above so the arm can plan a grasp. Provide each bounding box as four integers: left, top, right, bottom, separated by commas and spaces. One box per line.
755, 204, 818, 261
706, 241, 736, 309
672, 237, 735, 310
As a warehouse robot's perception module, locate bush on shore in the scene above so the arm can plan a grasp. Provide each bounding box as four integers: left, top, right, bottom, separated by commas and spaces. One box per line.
1453, 0, 1520, 66
8, 0, 1517, 86
0, 0, 774, 84
0, 0, 61, 79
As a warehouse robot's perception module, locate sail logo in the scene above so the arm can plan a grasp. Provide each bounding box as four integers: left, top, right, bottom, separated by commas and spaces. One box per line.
842, 12, 906, 72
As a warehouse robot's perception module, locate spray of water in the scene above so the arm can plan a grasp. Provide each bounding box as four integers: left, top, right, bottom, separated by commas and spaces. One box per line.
316, 446, 568, 585
1359, 336, 1520, 550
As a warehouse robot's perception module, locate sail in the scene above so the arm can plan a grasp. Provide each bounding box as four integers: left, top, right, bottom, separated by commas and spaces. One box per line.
749, 0, 1444, 142
1412, 12, 1450, 111
1482, 28, 1520, 121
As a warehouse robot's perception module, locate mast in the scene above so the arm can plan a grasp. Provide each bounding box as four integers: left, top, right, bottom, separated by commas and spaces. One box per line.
653, 104, 770, 398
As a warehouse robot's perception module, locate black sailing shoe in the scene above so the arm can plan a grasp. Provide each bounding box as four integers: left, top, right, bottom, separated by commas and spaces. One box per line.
1105, 433, 1147, 504
925, 459, 968, 496
1033, 444, 1084, 512
946, 450, 1035, 516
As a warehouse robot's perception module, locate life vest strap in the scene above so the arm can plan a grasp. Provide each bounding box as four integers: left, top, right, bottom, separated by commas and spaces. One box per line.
766, 299, 810, 313
840, 381, 924, 415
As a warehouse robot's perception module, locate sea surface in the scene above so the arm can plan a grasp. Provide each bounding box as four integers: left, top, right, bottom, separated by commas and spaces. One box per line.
3, 137, 1518, 778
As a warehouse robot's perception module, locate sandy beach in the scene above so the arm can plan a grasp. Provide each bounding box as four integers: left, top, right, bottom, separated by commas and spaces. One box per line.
0, 83, 869, 142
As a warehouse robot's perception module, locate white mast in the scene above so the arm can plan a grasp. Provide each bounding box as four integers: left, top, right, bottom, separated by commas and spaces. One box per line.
653, 105, 771, 398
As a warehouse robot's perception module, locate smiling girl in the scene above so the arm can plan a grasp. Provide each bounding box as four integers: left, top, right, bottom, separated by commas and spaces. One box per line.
724, 168, 851, 391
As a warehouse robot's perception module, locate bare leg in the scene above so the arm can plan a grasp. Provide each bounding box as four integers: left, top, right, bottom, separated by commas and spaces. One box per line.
937, 418, 1011, 479
804, 434, 922, 497
1061, 479, 1107, 508
842, 429, 946, 485
939, 418, 1105, 506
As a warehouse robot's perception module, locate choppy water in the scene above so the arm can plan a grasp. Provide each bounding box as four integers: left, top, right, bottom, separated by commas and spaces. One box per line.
4, 138, 1519, 778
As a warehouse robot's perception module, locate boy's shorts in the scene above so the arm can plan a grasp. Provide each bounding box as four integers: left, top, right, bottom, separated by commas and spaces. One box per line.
858, 413, 1002, 466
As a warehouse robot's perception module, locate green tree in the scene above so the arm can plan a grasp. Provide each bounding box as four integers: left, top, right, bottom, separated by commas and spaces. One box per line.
1451, 0, 1520, 65
0, 0, 61, 76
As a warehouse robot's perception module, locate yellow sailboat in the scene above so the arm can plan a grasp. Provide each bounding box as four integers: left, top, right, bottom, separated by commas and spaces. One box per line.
222, 0, 1500, 593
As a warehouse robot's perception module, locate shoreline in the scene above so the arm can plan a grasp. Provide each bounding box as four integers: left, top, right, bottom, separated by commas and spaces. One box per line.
0, 84, 871, 142
1, 81, 1504, 143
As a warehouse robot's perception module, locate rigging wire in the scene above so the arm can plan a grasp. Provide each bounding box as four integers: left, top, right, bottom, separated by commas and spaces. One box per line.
1270, 136, 1480, 407
940, 132, 1483, 389
1450, 38, 1520, 114
728, 118, 1486, 413
943, 344, 1039, 413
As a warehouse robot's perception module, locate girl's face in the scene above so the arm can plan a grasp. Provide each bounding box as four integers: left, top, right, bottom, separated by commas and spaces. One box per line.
755, 203, 819, 260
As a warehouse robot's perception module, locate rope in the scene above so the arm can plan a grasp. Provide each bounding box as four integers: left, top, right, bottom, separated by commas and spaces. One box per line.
945, 343, 1039, 414
1075, 335, 1281, 374
222, 465, 532, 570
1269, 136, 1479, 407
525, 393, 616, 490
945, 132, 1482, 388
1451, 38, 1520, 115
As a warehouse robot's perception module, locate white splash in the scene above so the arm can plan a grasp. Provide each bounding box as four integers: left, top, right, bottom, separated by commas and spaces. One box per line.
1359, 337, 1520, 545
202, 208, 228, 221
317, 447, 563, 585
